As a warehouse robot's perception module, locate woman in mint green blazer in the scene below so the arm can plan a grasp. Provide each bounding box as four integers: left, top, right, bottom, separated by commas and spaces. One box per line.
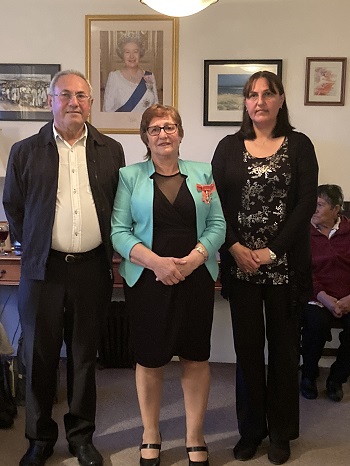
111, 105, 225, 466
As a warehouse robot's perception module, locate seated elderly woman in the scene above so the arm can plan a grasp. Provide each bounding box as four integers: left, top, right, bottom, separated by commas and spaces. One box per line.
301, 184, 350, 402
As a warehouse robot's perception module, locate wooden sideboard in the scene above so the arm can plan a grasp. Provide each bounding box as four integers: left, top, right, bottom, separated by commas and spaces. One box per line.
0, 253, 21, 285
0, 253, 123, 355
0, 252, 123, 287
0, 252, 222, 289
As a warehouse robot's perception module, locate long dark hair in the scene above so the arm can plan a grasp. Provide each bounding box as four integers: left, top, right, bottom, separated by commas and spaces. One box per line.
238, 70, 294, 140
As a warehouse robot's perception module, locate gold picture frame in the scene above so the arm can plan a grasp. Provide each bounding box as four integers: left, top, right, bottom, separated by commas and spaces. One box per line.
85, 15, 179, 134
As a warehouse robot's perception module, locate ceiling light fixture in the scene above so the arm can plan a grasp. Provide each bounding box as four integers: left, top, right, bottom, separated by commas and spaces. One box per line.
140, 0, 219, 17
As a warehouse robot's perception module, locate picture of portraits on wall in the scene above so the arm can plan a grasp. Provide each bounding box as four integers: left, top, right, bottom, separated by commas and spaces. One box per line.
0, 64, 60, 121
86, 15, 178, 134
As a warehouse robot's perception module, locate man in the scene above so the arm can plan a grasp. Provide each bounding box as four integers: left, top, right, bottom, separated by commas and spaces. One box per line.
3, 70, 125, 466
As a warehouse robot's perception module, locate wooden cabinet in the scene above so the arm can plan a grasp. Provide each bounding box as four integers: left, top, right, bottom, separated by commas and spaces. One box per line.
0, 253, 124, 354
112, 255, 123, 287
0, 252, 123, 287
0, 253, 220, 289
0, 254, 21, 285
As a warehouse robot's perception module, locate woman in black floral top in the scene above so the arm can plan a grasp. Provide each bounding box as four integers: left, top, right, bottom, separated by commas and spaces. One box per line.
212, 71, 318, 465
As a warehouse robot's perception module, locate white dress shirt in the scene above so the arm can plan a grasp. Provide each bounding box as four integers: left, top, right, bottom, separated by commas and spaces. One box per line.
51, 125, 102, 252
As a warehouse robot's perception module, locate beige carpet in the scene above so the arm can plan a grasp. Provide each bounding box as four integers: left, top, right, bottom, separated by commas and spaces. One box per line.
1, 361, 349, 466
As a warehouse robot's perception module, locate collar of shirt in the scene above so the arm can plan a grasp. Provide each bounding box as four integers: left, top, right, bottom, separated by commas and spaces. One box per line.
328, 216, 341, 238
52, 123, 88, 148
313, 216, 341, 239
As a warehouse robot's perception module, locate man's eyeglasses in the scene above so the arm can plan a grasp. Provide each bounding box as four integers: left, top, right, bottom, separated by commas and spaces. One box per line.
146, 124, 178, 136
52, 92, 91, 103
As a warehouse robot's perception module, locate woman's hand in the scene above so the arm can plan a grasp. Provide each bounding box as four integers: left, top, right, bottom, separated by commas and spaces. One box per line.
336, 295, 350, 315
316, 291, 343, 318
153, 256, 187, 285
253, 247, 274, 265
176, 248, 206, 278
129, 243, 186, 286
229, 242, 260, 273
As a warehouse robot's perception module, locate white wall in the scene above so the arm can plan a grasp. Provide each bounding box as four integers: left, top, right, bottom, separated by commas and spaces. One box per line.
0, 0, 348, 362
1, 0, 350, 191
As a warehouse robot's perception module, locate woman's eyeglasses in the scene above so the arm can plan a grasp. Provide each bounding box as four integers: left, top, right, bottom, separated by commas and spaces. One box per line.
146, 124, 178, 136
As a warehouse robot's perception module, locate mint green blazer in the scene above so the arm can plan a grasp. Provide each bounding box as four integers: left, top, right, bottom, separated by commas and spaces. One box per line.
111, 158, 226, 287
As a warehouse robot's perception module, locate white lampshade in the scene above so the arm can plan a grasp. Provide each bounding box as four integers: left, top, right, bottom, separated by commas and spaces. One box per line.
140, 0, 219, 17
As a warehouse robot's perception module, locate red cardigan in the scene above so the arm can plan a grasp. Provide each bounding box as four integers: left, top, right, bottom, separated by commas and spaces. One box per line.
311, 215, 350, 300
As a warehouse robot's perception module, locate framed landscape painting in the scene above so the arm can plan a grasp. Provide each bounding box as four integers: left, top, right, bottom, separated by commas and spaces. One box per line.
203, 59, 282, 126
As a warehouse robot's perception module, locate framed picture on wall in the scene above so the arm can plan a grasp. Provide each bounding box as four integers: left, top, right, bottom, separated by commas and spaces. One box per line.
0, 63, 60, 121
0, 221, 11, 253
203, 59, 282, 126
304, 57, 347, 106
85, 15, 179, 134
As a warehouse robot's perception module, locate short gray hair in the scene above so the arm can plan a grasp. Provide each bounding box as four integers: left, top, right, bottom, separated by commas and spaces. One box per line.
318, 184, 344, 210
49, 69, 93, 96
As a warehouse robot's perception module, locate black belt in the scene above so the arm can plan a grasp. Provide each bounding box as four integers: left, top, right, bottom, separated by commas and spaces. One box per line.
49, 244, 104, 263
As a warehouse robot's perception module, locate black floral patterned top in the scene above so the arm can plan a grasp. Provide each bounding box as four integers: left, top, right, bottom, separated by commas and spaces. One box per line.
235, 137, 291, 285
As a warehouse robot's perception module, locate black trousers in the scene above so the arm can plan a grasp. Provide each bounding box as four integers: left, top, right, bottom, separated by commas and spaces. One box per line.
229, 279, 300, 442
18, 248, 112, 445
301, 304, 350, 383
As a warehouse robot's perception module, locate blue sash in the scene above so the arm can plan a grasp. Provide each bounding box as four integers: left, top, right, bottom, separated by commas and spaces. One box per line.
116, 71, 152, 112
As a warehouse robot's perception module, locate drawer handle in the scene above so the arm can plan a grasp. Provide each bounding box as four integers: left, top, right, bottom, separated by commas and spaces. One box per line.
0, 269, 6, 278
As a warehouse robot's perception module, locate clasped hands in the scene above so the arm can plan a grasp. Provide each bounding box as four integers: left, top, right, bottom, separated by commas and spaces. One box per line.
154, 252, 203, 286
317, 291, 350, 318
229, 242, 273, 274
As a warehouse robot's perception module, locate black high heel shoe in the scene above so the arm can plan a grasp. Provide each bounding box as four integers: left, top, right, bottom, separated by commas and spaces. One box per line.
186, 445, 209, 466
139, 437, 161, 466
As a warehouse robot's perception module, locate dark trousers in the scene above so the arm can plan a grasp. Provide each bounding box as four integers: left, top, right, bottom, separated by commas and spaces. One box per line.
229, 279, 300, 442
18, 248, 112, 446
301, 304, 350, 383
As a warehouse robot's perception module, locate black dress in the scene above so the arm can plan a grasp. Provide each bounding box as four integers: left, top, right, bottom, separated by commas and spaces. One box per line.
124, 172, 214, 368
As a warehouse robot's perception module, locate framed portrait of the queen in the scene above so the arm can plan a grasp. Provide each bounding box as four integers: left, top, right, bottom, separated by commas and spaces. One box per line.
85, 15, 179, 134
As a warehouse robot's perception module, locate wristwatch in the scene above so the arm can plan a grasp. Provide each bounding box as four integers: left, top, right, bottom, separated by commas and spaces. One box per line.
268, 248, 277, 261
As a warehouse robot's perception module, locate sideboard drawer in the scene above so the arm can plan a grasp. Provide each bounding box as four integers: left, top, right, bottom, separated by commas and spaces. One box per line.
112, 263, 123, 286
0, 263, 21, 284
0, 253, 125, 287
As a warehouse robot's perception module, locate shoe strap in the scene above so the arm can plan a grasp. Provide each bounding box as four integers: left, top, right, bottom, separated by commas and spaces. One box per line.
140, 443, 161, 451
186, 446, 208, 453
